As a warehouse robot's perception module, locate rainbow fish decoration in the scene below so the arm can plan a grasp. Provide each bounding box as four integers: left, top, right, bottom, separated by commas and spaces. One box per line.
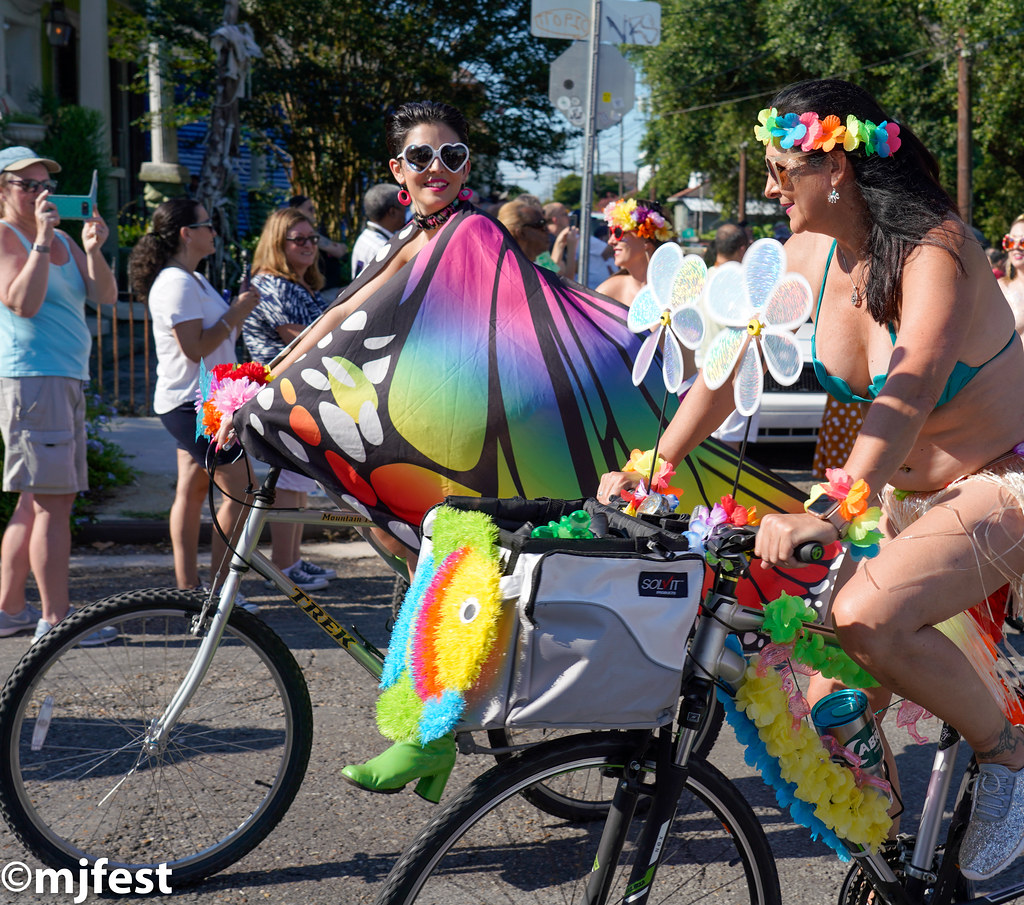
375, 507, 503, 744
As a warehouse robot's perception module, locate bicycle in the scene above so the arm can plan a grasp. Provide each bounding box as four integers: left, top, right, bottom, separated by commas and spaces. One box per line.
0, 467, 725, 886
374, 522, 1024, 905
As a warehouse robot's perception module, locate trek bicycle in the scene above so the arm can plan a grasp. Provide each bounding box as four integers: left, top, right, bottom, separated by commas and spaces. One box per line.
374, 522, 1024, 905
0, 467, 725, 886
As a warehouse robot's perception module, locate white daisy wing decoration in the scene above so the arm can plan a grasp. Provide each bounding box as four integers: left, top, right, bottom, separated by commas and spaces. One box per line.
627, 242, 707, 393
702, 238, 812, 417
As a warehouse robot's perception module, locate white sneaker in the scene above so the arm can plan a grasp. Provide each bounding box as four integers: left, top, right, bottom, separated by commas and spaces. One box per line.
960, 762, 1024, 880
0, 604, 41, 637
33, 608, 118, 647
234, 591, 260, 615
299, 559, 337, 581
194, 583, 260, 615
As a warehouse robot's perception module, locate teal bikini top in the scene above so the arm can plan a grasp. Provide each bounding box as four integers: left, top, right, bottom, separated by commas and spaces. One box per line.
811, 240, 1015, 407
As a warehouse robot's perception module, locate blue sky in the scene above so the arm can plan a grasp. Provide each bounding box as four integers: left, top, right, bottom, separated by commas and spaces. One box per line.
498, 99, 647, 202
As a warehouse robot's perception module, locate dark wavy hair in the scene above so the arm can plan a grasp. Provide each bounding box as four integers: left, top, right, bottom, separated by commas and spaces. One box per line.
769, 79, 960, 327
385, 101, 469, 159
128, 198, 202, 301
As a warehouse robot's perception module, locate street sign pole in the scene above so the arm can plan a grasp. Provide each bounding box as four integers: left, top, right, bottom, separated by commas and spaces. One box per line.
578, 0, 600, 284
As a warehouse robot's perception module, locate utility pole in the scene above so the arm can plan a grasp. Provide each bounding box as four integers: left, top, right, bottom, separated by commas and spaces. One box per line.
957, 30, 972, 226
618, 117, 624, 197
577, 0, 601, 284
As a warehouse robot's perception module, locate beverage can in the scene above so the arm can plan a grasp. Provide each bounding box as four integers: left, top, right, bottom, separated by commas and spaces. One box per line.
810, 689, 884, 776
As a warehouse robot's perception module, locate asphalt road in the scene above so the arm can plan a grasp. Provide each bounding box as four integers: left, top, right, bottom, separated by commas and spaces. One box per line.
0, 534, 1020, 903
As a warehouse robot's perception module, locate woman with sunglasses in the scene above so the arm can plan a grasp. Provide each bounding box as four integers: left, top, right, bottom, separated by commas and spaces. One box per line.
497, 198, 552, 265
598, 78, 1024, 881
0, 146, 118, 645
128, 198, 261, 610
595, 197, 675, 305
226, 100, 677, 801
241, 206, 336, 591
999, 214, 1024, 333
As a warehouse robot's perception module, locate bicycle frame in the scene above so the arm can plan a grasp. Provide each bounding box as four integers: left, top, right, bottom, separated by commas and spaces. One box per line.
594, 526, 1024, 905
143, 466, 395, 752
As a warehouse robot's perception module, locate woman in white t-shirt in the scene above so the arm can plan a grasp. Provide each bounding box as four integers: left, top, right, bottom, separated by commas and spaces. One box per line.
128, 199, 260, 604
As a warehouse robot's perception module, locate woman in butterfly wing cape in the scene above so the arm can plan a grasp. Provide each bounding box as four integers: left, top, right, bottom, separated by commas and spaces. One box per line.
233, 99, 678, 554
231, 100, 821, 800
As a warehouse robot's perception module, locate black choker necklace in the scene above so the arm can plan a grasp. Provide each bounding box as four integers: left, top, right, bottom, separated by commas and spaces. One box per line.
413, 198, 462, 231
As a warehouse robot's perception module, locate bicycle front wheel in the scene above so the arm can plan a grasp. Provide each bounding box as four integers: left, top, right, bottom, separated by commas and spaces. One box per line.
0, 589, 313, 886
377, 732, 781, 905
484, 697, 725, 823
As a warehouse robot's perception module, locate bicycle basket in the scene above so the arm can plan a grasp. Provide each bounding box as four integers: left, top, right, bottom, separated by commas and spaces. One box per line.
416, 497, 705, 732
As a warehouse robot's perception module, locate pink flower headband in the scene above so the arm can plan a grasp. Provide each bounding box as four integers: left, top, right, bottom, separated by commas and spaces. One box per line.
755, 108, 902, 158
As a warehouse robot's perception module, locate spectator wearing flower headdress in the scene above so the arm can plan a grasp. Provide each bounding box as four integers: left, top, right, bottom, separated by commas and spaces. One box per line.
999, 214, 1024, 335
595, 197, 675, 306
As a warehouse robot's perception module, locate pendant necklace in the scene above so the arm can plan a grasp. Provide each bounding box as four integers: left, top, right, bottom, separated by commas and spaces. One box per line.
836, 245, 864, 308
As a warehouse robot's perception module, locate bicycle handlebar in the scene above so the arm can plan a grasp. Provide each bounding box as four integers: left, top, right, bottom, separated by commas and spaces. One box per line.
702, 525, 825, 567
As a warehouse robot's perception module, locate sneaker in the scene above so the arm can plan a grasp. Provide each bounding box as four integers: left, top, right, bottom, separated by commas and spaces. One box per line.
194, 583, 260, 615
0, 604, 41, 637
32, 608, 118, 647
299, 559, 337, 581
960, 762, 1024, 880
234, 591, 260, 615
281, 563, 329, 592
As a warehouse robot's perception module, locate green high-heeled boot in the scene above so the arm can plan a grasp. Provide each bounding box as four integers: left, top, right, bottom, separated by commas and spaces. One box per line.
340, 735, 456, 803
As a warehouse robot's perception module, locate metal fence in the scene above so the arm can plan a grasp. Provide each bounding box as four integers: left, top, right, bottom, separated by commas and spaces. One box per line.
90, 294, 155, 414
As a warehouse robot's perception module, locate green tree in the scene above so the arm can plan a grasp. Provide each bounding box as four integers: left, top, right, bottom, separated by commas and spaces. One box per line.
631, 0, 1024, 235
112, 0, 572, 247
552, 172, 623, 207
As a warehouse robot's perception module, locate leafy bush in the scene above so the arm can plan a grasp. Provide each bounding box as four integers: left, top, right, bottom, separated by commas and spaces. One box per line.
0, 391, 139, 535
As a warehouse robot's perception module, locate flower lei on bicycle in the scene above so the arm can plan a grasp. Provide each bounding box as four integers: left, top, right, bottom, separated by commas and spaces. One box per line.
721, 592, 894, 857
618, 448, 685, 515
195, 360, 273, 440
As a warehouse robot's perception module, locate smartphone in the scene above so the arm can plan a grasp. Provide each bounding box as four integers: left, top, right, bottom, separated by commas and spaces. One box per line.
49, 170, 97, 220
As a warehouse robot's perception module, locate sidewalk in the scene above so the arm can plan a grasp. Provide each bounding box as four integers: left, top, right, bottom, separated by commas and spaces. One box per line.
81, 416, 362, 552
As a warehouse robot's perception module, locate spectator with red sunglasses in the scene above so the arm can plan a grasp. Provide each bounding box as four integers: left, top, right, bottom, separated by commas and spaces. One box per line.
999, 214, 1024, 333
595, 197, 675, 306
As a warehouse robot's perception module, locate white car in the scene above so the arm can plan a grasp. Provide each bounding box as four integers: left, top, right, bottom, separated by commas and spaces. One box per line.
756, 321, 825, 444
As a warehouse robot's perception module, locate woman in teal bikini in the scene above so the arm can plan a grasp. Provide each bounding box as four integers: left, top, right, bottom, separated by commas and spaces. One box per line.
599, 78, 1024, 882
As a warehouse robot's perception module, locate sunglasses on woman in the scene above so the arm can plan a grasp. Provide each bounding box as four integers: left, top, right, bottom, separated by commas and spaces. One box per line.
764, 155, 810, 190
398, 142, 470, 174
8, 177, 58, 193
286, 234, 320, 246
609, 226, 634, 241
1003, 235, 1024, 252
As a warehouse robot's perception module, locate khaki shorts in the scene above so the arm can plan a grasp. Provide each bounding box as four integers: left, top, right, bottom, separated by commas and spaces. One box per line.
0, 376, 88, 494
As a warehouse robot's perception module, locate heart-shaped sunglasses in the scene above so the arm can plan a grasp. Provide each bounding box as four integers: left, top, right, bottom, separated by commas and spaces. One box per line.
398, 142, 470, 174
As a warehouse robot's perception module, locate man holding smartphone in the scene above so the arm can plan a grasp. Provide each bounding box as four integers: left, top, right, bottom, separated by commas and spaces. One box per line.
0, 146, 118, 645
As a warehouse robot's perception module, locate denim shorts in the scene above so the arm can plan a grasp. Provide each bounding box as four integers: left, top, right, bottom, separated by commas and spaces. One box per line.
0, 376, 88, 494
159, 402, 244, 470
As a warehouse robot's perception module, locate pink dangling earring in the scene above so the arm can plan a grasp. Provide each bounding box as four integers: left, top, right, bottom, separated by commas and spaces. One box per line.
397, 187, 411, 206
827, 187, 840, 204
458, 186, 472, 201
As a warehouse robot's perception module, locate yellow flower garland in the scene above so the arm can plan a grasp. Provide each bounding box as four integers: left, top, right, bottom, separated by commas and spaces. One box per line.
734, 660, 891, 851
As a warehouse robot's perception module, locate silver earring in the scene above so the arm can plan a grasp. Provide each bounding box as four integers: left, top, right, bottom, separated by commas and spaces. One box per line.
827, 187, 840, 204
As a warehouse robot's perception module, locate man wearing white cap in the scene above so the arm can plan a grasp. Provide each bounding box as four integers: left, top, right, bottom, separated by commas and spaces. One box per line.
0, 146, 119, 645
